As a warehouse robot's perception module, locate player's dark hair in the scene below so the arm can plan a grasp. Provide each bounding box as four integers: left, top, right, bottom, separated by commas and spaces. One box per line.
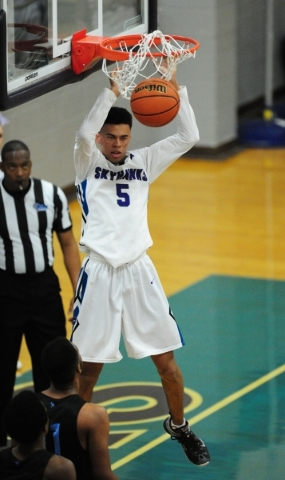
42, 337, 79, 386
3, 391, 48, 443
1, 140, 30, 162
104, 106, 132, 128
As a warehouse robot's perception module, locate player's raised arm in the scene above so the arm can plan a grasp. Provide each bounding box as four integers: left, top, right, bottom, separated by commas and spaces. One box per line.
74, 82, 118, 181
109, 69, 121, 98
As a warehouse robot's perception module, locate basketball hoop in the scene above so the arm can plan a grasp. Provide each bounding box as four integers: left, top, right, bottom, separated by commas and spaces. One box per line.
71, 30, 200, 99
8, 23, 50, 70
101, 30, 200, 99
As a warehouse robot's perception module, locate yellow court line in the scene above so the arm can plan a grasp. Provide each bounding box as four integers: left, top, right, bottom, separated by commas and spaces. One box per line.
111, 364, 285, 470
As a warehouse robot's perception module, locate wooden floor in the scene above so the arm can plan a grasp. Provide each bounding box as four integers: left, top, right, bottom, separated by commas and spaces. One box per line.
16, 147, 285, 479
19, 146, 285, 325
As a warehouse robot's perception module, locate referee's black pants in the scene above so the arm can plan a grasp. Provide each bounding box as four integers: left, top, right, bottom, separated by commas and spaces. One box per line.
0, 267, 66, 446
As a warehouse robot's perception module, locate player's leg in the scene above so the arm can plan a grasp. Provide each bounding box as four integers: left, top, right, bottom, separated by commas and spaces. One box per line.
121, 254, 210, 466
121, 254, 184, 358
71, 255, 123, 401
79, 362, 104, 401
151, 353, 210, 467
151, 351, 184, 425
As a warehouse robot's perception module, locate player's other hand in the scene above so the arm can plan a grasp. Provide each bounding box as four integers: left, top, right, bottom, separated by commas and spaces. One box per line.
109, 70, 120, 97
156, 58, 179, 91
158, 57, 173, 76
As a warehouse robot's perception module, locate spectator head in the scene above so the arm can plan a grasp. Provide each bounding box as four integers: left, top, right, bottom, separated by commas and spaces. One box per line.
42, 337, 82, 388
3, 391, 48, 443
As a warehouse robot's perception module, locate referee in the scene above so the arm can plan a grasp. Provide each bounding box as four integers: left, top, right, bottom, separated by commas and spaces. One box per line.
0, 140, 81, 447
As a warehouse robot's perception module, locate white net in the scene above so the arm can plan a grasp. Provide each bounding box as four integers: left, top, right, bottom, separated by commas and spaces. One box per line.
102, 30, 197, 99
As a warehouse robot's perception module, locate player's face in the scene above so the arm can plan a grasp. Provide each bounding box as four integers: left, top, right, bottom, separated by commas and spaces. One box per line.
96, 124, 131, 164
1, 150, 32, 191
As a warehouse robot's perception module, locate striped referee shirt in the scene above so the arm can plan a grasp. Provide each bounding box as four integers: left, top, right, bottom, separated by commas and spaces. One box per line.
0, 177, 72, 273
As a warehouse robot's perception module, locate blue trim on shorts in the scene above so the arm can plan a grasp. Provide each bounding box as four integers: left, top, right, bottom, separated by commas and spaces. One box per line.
176, 323, 185, 346
71, 259, 90, 342
169, 306, 185, 346
74, 260, 89, 307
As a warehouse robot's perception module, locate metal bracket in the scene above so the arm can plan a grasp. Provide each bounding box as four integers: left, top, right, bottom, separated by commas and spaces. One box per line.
71, 29, 107, 74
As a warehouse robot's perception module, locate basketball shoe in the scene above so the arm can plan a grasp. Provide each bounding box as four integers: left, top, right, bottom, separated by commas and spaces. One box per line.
163, 416, 210, 466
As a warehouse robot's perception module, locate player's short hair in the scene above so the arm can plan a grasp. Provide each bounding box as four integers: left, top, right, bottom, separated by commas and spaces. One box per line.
42, 337, 79, 386
4, 391, 48, 443
1, 140, 30, 162
103, 106, 132, 129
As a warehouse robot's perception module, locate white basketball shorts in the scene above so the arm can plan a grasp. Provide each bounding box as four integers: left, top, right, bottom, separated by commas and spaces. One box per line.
71, 252, 184, 362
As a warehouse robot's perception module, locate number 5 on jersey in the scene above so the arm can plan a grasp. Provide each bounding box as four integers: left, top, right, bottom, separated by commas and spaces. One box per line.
116, 183, 130, 207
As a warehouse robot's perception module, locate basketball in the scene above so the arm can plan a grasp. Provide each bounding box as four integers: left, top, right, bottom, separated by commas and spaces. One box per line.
130, 78, 180, 127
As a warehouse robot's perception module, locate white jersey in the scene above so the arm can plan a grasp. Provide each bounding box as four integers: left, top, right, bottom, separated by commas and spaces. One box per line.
74, 86, 199, 268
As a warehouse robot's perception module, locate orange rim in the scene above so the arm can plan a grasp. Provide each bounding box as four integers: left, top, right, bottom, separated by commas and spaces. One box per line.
99, 34, 200, 62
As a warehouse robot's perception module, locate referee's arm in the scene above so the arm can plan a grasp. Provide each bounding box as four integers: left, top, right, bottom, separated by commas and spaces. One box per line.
56, 229, 81, 315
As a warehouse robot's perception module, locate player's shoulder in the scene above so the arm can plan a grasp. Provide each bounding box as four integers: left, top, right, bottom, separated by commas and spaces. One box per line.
127, 148, 149, 164
44, 454, 76, 480
78, 402, 109, 428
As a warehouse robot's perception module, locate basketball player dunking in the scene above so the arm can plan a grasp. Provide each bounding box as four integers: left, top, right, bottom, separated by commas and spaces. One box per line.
71, 63, 210, 466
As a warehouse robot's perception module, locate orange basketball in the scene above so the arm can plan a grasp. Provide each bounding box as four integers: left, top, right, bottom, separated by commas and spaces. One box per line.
130, 78, 180, 127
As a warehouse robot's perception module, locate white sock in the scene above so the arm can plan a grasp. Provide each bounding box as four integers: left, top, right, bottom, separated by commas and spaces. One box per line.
171, 419, 187, 429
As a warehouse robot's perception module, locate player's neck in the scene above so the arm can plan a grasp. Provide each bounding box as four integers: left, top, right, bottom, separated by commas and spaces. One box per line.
12, 438, 45, 461
43, 382, 78, 398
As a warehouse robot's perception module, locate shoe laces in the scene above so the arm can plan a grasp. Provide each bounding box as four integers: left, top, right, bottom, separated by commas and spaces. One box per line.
177, 429, 206, 452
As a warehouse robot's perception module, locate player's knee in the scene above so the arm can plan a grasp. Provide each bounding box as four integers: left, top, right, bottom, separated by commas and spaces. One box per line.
155, 358, 181, 382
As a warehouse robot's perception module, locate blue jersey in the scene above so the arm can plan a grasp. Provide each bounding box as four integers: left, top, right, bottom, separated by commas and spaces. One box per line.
39, 393, 93, 480
0, 447, 53, 479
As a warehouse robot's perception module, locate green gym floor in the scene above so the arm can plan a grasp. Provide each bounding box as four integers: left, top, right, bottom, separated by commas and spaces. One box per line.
15, 151, 285, 479
16, 275, 285, 479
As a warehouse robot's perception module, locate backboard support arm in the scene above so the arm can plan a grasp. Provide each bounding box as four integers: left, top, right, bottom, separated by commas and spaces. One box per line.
71, 30, 107, 75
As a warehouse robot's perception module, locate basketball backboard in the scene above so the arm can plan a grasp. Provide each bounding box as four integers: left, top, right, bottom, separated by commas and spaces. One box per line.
0, 0, 157, 110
